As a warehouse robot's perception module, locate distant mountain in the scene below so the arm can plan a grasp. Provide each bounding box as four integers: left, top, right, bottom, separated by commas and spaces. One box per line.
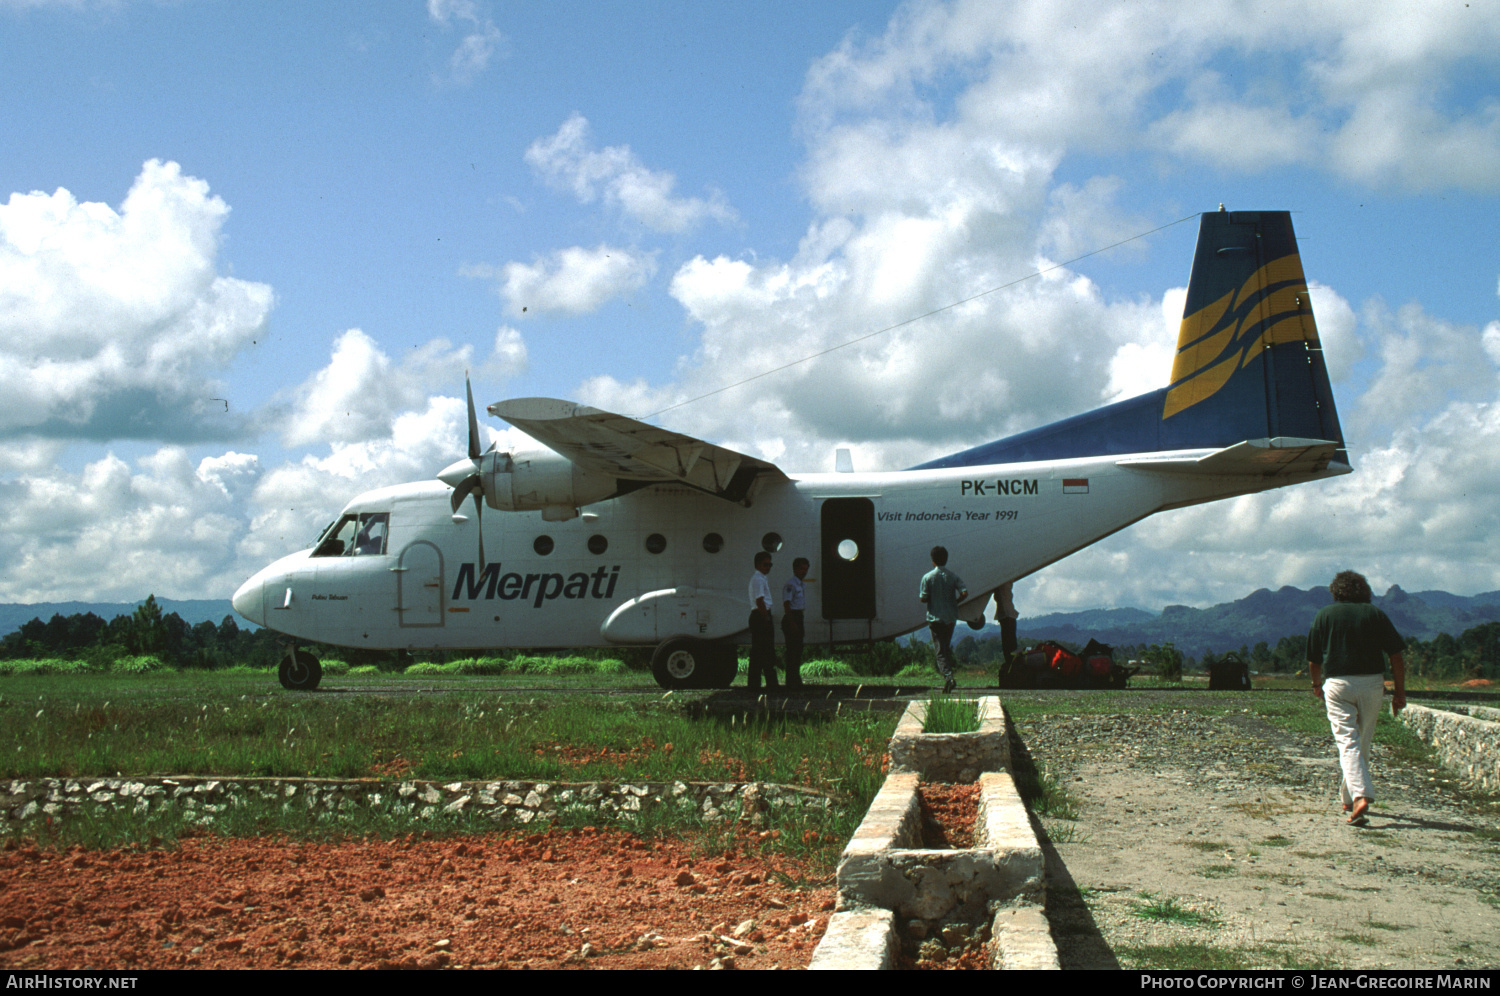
0, 599, 243, 636
1017, 585, 1500, 658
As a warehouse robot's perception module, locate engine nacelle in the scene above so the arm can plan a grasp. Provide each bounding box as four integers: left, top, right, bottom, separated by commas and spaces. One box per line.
482, 445, 618, 519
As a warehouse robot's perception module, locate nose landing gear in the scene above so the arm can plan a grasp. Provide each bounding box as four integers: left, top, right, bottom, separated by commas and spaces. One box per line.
279, 647, 323, 691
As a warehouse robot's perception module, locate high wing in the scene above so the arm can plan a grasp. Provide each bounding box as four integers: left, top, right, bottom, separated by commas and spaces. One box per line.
489, 397, 788, 503
1115, 437, 1342, 478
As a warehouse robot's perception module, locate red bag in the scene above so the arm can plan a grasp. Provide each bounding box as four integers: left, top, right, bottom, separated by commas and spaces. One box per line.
1028, 640, 1081, 678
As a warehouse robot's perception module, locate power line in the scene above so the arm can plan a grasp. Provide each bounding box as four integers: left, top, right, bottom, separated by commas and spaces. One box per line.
642, 213, 1199, 420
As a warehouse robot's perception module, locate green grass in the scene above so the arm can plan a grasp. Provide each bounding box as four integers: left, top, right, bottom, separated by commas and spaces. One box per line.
1115, 942, 1335, 971
0, 655, 172, 677
1043, 821, 1091, 844
1335, 932, 1378, 947
1193, 864, 1238, 879
0, 674, 898, 868
1015, 765, 1080, 820
922, 693, 978, 733
1, 674, 896, 792
1128, 891, 1221, 927
800, 659, 858, 679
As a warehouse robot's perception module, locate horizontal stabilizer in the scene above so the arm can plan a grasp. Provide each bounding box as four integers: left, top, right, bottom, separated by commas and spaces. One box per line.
1116, 438, 1345, 477
489, 397, 786, 502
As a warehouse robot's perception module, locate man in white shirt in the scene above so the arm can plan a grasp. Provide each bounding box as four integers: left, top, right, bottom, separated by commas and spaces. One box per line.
747, 552, 779, 692
781, 557, 809, 690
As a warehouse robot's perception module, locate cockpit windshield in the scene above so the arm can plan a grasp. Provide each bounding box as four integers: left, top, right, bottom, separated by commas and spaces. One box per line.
312, 512, 390, 557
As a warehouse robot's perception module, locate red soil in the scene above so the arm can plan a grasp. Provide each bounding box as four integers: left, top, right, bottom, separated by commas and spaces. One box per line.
0, 828, 833, 970
917, 782, 979, 849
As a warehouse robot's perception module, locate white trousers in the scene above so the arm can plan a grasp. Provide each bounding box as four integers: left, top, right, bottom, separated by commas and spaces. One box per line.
1324, 674, 1384, 805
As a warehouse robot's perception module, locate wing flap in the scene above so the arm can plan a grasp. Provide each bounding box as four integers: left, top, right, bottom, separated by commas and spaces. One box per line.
489, 397, 786, 501
1117, 437, 1344, 477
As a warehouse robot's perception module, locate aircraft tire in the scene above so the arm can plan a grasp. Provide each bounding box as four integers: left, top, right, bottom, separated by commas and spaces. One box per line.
652, 637, 713, 690
279, 651, 322, 691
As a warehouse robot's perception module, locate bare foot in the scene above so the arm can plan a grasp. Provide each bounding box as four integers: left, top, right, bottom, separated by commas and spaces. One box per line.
1348, 797, 1371, 823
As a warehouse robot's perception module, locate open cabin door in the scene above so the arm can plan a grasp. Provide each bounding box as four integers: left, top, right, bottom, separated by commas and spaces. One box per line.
819, 497, 876, 623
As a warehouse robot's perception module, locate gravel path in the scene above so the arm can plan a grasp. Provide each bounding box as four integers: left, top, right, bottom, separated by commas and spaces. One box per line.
1008, 692, 1500, 971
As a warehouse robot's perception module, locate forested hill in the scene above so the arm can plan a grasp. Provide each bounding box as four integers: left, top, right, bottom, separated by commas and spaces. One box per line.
6, 586, 1500, 657
1016, 586, 1500, 658
0, 599, 241, 636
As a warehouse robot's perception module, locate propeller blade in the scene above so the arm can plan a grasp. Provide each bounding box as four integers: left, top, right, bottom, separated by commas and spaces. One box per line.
450, 474, 482, 515
465, 375, 483, 461
473, 491, 485, 570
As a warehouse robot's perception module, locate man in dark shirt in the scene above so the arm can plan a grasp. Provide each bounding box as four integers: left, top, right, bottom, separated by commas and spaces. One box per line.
1307, 570, 1406, 825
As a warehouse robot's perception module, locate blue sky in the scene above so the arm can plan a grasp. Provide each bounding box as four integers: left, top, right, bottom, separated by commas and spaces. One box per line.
2, 0, 1498, 614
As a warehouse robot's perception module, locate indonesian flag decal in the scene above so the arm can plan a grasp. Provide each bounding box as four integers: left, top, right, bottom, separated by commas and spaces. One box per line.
1063, 479, 1089, 494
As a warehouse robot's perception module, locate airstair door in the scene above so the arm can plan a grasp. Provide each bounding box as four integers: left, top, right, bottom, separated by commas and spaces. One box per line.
820, 497, 876, 620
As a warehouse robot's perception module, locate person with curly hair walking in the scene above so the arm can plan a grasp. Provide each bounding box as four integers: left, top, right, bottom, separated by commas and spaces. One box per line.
1307, 570, 1407, 826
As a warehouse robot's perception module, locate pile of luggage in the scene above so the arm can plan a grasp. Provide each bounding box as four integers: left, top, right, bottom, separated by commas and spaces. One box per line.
1207, 651, 1253, 690
997, 638, 1137, 689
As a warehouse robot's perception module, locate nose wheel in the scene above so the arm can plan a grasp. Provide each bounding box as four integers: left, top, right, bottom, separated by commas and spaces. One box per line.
279, 648, 323, 691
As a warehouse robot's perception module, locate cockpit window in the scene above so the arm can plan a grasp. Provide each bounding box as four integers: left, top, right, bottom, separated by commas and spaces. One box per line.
352, 513, 389, 555
312, 512, 389, 557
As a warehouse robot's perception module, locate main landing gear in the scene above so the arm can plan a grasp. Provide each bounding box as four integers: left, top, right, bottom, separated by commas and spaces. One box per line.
651, 637, 737, 690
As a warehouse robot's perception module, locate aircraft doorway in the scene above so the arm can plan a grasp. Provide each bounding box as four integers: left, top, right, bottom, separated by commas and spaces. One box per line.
820, 498, 876, 619
397, 541, 445, 628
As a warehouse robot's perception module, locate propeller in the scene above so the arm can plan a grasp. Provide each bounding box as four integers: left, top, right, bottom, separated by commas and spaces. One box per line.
437, 375, 493, 569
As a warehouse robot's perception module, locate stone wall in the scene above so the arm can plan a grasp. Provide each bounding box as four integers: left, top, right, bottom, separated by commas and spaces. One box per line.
888, 697, 1009, 782
1400, 703, 1500, 794
2, 776, 832, 829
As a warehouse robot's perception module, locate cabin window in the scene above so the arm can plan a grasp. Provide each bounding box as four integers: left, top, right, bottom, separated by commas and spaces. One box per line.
761, 532, 783, 554
702, 533, 724, 554
312, 512, 388, 557
534, 535, 554, 556
587, 534, 608, 555
837, 538, 860, 561
645, 533, 667, 554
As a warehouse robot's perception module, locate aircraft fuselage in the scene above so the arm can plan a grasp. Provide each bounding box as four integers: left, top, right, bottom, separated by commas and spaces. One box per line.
232, 449, 1338, 652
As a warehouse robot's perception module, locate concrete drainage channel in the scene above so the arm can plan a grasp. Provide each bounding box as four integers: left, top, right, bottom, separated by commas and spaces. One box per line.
808, 696, 1058, 970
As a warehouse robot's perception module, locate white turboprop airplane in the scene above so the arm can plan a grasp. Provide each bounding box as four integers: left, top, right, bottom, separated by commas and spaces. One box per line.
233, 209, 1348, 690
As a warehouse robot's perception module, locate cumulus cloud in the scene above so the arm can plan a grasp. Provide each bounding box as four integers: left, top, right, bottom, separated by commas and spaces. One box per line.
526, 114, 737, 232
0, 447, 261, 602
281, 325, 526, 447
0, 160, 272, 442
800, 0, 1500, 193
0, 386, 529, 602
427, 0, 505, 86
574, 0, 1500, 614
482, 245, 657, 316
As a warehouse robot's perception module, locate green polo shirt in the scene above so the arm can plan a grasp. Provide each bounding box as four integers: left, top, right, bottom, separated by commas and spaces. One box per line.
1307, 602, 1404, 678
920, 566, 966, 625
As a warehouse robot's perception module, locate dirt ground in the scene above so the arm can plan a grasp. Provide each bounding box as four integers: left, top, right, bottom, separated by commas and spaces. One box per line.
1013, 699, 1500, 970
0, 826, 832, 970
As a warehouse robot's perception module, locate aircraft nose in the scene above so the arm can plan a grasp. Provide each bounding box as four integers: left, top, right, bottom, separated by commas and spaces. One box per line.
231, 575, 264, 627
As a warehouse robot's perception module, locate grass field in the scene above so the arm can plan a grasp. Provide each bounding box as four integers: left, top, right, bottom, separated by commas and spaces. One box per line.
0, 669, 898, 866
